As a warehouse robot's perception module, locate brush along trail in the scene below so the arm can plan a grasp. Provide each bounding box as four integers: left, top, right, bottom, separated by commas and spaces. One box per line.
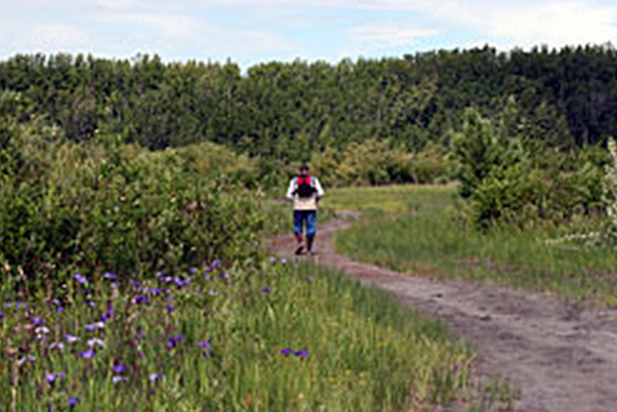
269, 213, 617, 412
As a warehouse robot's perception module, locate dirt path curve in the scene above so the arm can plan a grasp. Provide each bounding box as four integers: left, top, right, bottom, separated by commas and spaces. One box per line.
268, 214, 617, 412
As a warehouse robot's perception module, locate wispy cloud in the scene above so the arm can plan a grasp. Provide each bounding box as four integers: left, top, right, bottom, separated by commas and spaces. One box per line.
2, 0, 617, 66
349, 0, 617, 48
100, 12, 204, 39
6, 23, 91, 53
350, 25, 438, 48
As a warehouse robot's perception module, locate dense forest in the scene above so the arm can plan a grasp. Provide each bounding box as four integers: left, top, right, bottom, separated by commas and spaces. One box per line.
1, 44, 616, 158
2, 44, 617, 231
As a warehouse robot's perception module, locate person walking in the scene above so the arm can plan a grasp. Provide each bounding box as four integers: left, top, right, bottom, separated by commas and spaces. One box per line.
286, 164, 325, 256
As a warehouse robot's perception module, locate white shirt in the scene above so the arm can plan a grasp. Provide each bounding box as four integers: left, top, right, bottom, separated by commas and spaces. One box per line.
286, 175, 325, 211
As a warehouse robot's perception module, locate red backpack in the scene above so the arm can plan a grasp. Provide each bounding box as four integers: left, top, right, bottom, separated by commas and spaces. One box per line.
296, 175, 316, 198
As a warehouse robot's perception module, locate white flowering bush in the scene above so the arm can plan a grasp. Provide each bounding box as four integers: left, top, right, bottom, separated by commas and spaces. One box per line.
601, 138, 617, 245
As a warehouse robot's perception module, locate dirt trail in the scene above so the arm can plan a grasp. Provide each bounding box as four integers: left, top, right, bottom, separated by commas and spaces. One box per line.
269, 215, 617, 412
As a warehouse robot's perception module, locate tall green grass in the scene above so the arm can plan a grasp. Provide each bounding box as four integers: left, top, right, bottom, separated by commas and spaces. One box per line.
321, 184, 455, 216
334, 185, 617, 307
0, 259, 483, 411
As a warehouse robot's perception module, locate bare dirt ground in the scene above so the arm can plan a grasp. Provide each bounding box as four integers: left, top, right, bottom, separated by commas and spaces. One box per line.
269, 215, 617, 412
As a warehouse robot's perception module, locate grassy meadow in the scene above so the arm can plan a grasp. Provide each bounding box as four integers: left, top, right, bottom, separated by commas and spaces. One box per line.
0, 257, 491, 411
332, 185, 617, 307
0, 132, 502, 411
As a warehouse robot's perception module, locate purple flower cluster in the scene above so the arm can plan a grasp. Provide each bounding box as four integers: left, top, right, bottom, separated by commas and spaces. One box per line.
198, 340, 214, 358
281, 347, 309, 358
3, 259, 239, 408
167, 333, 184, 349
45, 372, 67, 385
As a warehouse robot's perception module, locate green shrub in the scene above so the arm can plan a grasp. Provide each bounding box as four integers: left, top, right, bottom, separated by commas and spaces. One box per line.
0, 121, 264, 287
290, 138, 453, 189
453, 106, 606, 228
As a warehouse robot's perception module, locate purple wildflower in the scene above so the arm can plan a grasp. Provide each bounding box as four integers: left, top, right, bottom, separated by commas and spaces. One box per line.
167, 333, 184, 348
149, 373, 165, 382
294, 350, 309, 358
189, 267, 198, 274
167, 305, 175, 314
280, 258, 288, 264
212, 259, 222, 269
85, 300, 95, 309
111, 282, 119, 289
0, 313, 4, 320
218, 272, 229, 281
261, 287, 271, 294
4, 301, 27, 310
65, 334, 80, 344
103, 272, 118, 281
18, 355, 36, 366
85, 321, 105, 331
49, 342, 65, 351
112, 376, 128, 384
130, 280, 141, 288
281, 347, 293, 356
112, 364, 127, 374
174, 276, 189, 288
52, 299, 64, 313
80, 349, 96, 359
73, 273, 88, 284
35, 326, 50, 335
198, 340, 213, 358
68, 397, 81, 408
32, 317, 44, 326
45, 373, 56, 384
208, 288, 219, 296
45, 372, 66, 385
87, 337, 105, 348
133, 295, 149, 305
100, 310, 115, 323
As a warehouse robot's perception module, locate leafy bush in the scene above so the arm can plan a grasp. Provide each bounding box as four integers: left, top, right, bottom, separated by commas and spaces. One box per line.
311, 138, 452, 187
0, 116, 264, 287
601, 138, 617, 245
453, 106, 607, 227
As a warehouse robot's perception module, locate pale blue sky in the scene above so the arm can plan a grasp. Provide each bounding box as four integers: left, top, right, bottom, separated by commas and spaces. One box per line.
2, 0, 617, 69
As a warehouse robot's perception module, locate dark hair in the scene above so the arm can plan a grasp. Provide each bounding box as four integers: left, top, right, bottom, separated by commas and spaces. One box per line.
299, 164, 309, 171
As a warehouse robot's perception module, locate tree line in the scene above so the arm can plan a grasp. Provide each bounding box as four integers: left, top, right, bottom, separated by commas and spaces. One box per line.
1, 44, 617, 160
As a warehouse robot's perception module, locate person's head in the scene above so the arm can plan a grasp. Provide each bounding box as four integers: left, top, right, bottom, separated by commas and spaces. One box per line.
299, 164, 309, 176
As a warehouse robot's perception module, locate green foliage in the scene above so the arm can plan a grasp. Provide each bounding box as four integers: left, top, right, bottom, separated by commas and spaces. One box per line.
601, 138, 617, 245
453, 103, 607, 227
336, 185, 617, 307
0, 118, 263, 285
0, 256, 481, 411
322, 184, 454, 216
311, 138, 451, 187
3, 45, 617, 165
452, 108, 504, 198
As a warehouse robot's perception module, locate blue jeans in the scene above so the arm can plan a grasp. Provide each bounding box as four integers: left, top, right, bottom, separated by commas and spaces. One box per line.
293, 210, 317, 238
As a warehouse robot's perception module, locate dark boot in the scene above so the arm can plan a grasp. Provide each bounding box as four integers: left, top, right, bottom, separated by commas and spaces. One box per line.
306, 236, 315, 254
295, 233, 304, 255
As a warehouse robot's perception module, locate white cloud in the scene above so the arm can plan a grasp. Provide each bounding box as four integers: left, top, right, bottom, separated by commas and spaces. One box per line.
103, 12, 204, 39
351, 24, 438, 47
481, 1, 617, 47
351, 0, 617, 48
14, 23, 91, 51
